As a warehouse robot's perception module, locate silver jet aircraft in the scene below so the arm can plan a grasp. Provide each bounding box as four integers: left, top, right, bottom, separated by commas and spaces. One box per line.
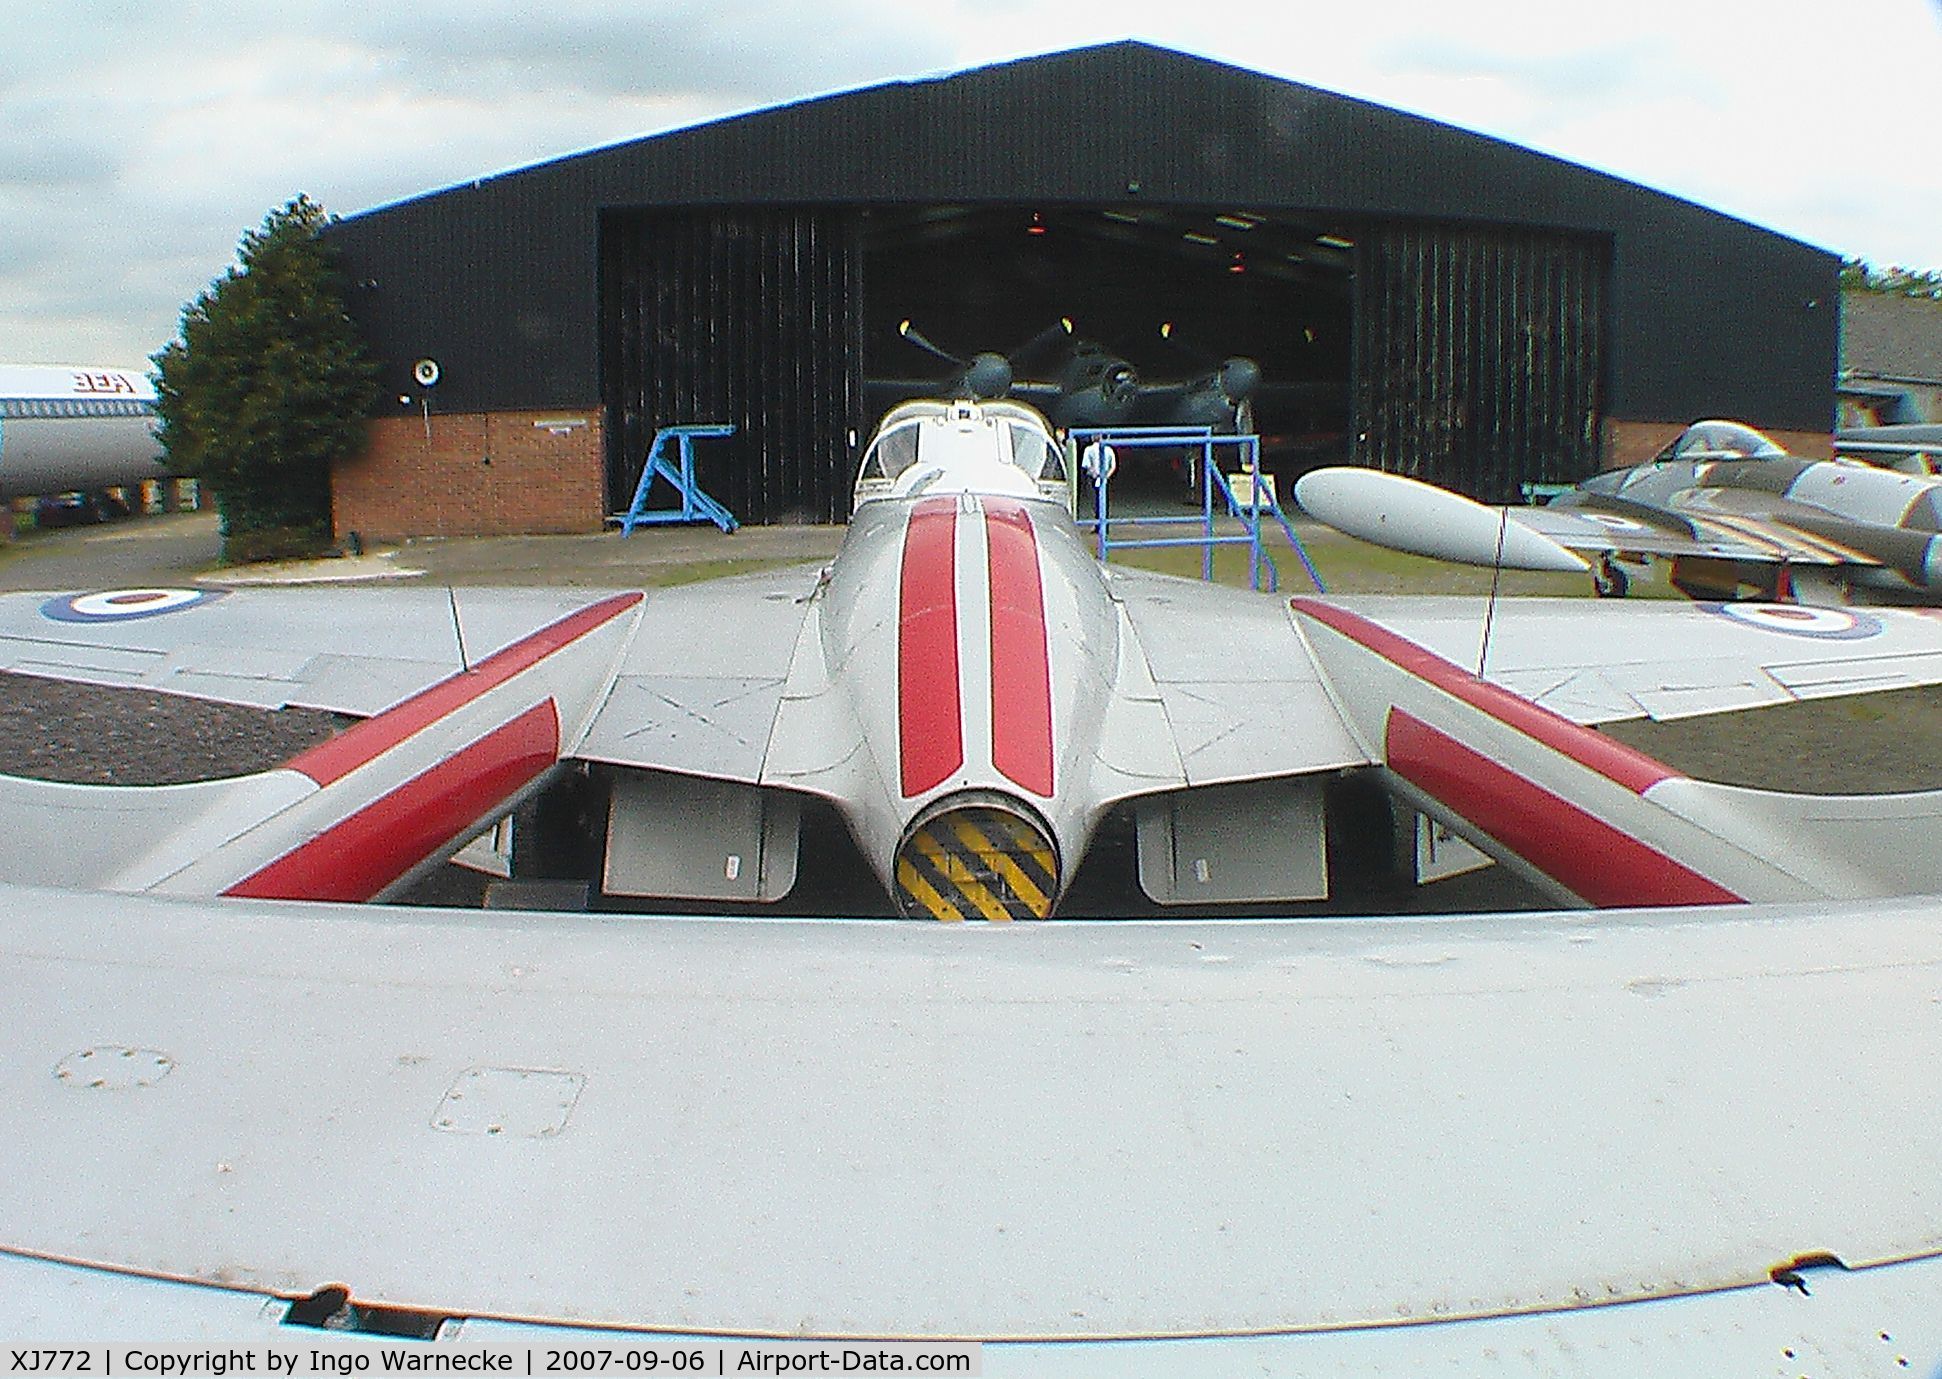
9, 397, 1942, 1360
5, 400, 1942, 918
1298, 419, 1942, 604
0, 363, 167, 500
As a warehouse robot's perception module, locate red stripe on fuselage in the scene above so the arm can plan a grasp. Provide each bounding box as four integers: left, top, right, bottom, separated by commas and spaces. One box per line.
225, 700, 561, 902
1386, 710, 1742, 907
284, 592, 642, 787
1291, 597, 1679, 796
899, 498, 964, 797
984, 499, 1054, 796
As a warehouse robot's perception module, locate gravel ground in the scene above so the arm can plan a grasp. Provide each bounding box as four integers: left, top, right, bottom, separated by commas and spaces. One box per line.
0, 672, 344, 785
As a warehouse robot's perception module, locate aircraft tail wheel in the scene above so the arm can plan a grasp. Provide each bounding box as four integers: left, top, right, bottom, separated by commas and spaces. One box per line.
1593, 555, 1629, 599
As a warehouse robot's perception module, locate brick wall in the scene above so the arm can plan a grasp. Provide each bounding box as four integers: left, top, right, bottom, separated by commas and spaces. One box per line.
333, 409, 606, 542
1606, 419, 1831, 468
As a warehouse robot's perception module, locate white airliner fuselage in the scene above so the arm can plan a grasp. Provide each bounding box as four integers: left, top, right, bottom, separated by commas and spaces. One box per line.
0, 365, 164, 498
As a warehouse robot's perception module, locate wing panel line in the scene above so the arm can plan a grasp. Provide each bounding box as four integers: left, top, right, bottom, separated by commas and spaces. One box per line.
282, 593, 642, 787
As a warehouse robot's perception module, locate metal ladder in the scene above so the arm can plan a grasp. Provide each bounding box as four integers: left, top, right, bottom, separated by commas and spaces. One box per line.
614, 424, 738, 535
1070, 426, 1325, 593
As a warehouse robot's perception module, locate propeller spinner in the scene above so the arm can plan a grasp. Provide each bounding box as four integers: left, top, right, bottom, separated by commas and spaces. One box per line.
898, 320, 1065, 402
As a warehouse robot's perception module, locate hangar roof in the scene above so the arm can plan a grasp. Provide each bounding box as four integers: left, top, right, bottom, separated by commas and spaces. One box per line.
1842, 292, 1942, 384
332, 42, 1836, 437
364, 40, 1805, 244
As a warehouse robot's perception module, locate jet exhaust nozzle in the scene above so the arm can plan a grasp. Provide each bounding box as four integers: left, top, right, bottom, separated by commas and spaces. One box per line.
893, 794, 1059, 921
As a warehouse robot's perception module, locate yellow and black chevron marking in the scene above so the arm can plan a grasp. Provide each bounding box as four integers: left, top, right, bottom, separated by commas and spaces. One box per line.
894, 804, 1058, 921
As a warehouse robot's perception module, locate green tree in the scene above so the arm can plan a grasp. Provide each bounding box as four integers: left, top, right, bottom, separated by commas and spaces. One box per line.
1841, 257, 1942, 300
153, 195, 377, 561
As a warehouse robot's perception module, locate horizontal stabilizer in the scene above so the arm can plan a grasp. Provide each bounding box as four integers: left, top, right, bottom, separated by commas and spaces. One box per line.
1296, 467, 1589, 573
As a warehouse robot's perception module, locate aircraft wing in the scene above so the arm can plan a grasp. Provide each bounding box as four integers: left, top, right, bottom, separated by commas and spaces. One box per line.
1535, 490, 1885, 567
5, 576, 1942, 783
0, 584, 608, 715
1326, 594, 1942, 722
1107, 566, 1369, 783
5, 881, 1942, 1364
566, 564, 825, 782
0, 569, 826, 779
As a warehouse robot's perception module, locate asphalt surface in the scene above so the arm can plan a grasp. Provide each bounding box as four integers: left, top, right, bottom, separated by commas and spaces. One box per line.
1, 505, 1938, 911
0, 509, 222, 593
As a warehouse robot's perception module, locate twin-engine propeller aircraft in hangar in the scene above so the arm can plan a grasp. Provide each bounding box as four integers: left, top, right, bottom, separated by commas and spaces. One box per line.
9, 396, 1942, 1360
880, 319, 1262, 436
6, 399, 1942, 917
1299, 418, 1942, 605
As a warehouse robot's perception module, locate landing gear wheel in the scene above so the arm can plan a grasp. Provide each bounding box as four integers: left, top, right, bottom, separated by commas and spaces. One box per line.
1593, 555, 1630, 599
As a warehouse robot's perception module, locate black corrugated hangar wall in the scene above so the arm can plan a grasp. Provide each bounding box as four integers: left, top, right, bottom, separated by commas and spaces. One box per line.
334, 45, 1831, 529
1352, 223, 1608, 501
601, 208, 863, 525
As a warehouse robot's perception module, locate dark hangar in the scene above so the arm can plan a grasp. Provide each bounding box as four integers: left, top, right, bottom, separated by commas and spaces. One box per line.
326, 41, 1837, 539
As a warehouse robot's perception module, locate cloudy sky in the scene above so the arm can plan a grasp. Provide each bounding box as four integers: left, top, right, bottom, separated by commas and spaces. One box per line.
6, 0, 1940, 366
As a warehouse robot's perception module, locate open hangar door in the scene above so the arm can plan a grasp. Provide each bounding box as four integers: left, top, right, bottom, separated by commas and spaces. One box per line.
860, 205, 1354, 489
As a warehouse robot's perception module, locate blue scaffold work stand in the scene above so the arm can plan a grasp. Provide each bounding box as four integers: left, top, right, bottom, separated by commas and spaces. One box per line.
1072, 426, 1326, 594
615, 424, 739, 535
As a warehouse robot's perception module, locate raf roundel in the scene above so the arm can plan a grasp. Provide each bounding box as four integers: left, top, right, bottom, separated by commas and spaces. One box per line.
1579, 513, 1650, 533
41, 588, 226, 623
1700, 602, 1884, 641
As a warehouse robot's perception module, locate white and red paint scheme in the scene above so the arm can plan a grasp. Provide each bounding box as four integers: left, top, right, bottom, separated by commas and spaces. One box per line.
785, 399, 1165, 914
104, 593, 642, 902
1293, 597, 1942, 906
10, 397, 1942, 916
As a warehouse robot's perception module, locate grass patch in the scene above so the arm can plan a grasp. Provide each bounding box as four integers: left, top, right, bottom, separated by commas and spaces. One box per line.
1102, 526, 1669, 599
644, 558, 809, 588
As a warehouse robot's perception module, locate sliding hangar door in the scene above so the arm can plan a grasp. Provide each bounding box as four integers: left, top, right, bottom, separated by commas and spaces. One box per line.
597, 205, 1607, 522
